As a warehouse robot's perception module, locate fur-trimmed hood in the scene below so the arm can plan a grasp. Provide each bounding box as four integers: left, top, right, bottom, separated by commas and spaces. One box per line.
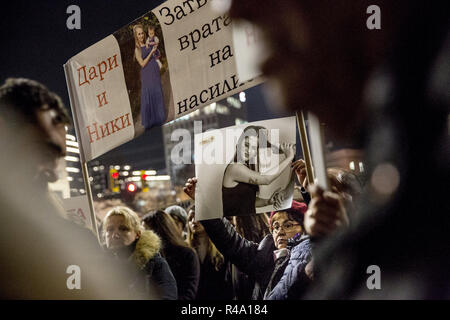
131, 230, 161, 270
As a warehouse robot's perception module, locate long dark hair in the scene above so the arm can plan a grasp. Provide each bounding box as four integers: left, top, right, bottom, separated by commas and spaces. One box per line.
234, 214, 270, 243
141, 210, 191, 254
186, 205, 225, 271
232, 125, 280, 172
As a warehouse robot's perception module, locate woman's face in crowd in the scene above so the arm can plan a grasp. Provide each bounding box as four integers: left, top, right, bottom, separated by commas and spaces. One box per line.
105, 215, 139, 250
188, 209, 205, 234
239, 135, 258, 164
271, 212, 303, 249
136, 27, 145, 44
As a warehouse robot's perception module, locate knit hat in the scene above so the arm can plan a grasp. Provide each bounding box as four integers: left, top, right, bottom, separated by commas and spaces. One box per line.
269, 200, 308, 227
165, 205, 188, 226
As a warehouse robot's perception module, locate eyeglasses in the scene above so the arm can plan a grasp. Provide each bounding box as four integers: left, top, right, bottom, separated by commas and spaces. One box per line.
272, 222, 301, 234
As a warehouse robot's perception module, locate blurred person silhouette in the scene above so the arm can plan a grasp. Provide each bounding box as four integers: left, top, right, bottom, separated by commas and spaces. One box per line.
185, 179, 312, 300
0, 78, 156, 299
229, 0, 449, 298
142, 210, 200, 300
186, 205, 234, 300
103, 207, 177, 300
165, 205, 188, 240
229, 214, 271, 300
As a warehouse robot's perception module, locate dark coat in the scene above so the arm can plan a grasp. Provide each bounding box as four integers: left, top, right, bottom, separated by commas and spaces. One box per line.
265, 234, 312, 300
306, 4, 450, 299
127, 230, 178, 300
202, 218, 312, 300
163, 244, 200, 300
196, 254, 233, 300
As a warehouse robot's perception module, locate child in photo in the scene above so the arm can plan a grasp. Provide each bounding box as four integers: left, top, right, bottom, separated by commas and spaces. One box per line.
146, 25, 162, 70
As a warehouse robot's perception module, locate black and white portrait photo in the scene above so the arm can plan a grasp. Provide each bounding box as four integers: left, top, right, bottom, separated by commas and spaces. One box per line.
195, 117, 296, 221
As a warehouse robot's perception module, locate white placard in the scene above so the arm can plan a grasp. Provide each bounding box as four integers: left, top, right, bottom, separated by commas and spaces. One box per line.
195, 117, 296, 221
65, 0, 264, 161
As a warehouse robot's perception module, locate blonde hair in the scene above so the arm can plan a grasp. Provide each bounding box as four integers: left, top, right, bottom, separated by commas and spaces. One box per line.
132, 24, 146, 49
103, 206, 144, 237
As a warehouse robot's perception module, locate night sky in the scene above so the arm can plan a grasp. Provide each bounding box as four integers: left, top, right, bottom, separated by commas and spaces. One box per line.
0, 1, 348, 168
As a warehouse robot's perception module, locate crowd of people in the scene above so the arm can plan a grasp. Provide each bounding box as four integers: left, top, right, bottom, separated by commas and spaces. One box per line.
0, 0, 448, 300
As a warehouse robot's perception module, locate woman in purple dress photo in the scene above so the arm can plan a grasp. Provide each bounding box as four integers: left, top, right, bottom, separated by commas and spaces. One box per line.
133, 24, 166, 130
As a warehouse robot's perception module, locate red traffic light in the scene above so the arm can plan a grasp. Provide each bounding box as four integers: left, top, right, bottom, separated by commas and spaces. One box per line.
141, 174, 147, 180
127, 183, 137, 193
112, 172, 119, 179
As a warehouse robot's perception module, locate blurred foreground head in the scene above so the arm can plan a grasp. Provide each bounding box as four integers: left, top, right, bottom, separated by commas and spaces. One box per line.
229, 0, 409, 140
0, 79, 158, 299
0, 78, 70, 186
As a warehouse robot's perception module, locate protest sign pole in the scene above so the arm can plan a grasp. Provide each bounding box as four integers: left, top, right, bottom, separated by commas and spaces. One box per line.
64, 63, 101, 244
80, 161, 101, 243
306, 112, 330, 190
295, 111, 315, 184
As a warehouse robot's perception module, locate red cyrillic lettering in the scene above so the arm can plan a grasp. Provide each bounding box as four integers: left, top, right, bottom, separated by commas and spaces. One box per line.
97, 91, 108, 107
77, 66, 90, 86
110, 118, 121, 133
107, 54, 119, 70
120, 113, 132, 128
97, 61, 108, 81
88, 66, 98, 81
87, 122, 100, 144
100, 122, 111, 138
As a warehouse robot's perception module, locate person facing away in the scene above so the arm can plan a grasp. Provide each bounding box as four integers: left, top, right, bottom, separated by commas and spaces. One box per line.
165, 205, 188, 240
187, 205, 234, 300
142, 209, 200, 300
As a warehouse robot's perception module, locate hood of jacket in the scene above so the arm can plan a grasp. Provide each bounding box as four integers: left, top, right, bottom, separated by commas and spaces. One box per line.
131, 230, 161, 270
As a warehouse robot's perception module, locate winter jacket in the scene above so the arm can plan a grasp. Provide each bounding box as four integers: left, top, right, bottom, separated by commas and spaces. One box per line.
202, 218, 311, 300
127, 230, 178, 300
265, 234, 312, 300
163, 244, 200, 300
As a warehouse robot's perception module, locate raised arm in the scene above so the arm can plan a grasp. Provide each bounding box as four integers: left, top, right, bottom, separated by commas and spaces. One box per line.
183, 177, 274, 275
